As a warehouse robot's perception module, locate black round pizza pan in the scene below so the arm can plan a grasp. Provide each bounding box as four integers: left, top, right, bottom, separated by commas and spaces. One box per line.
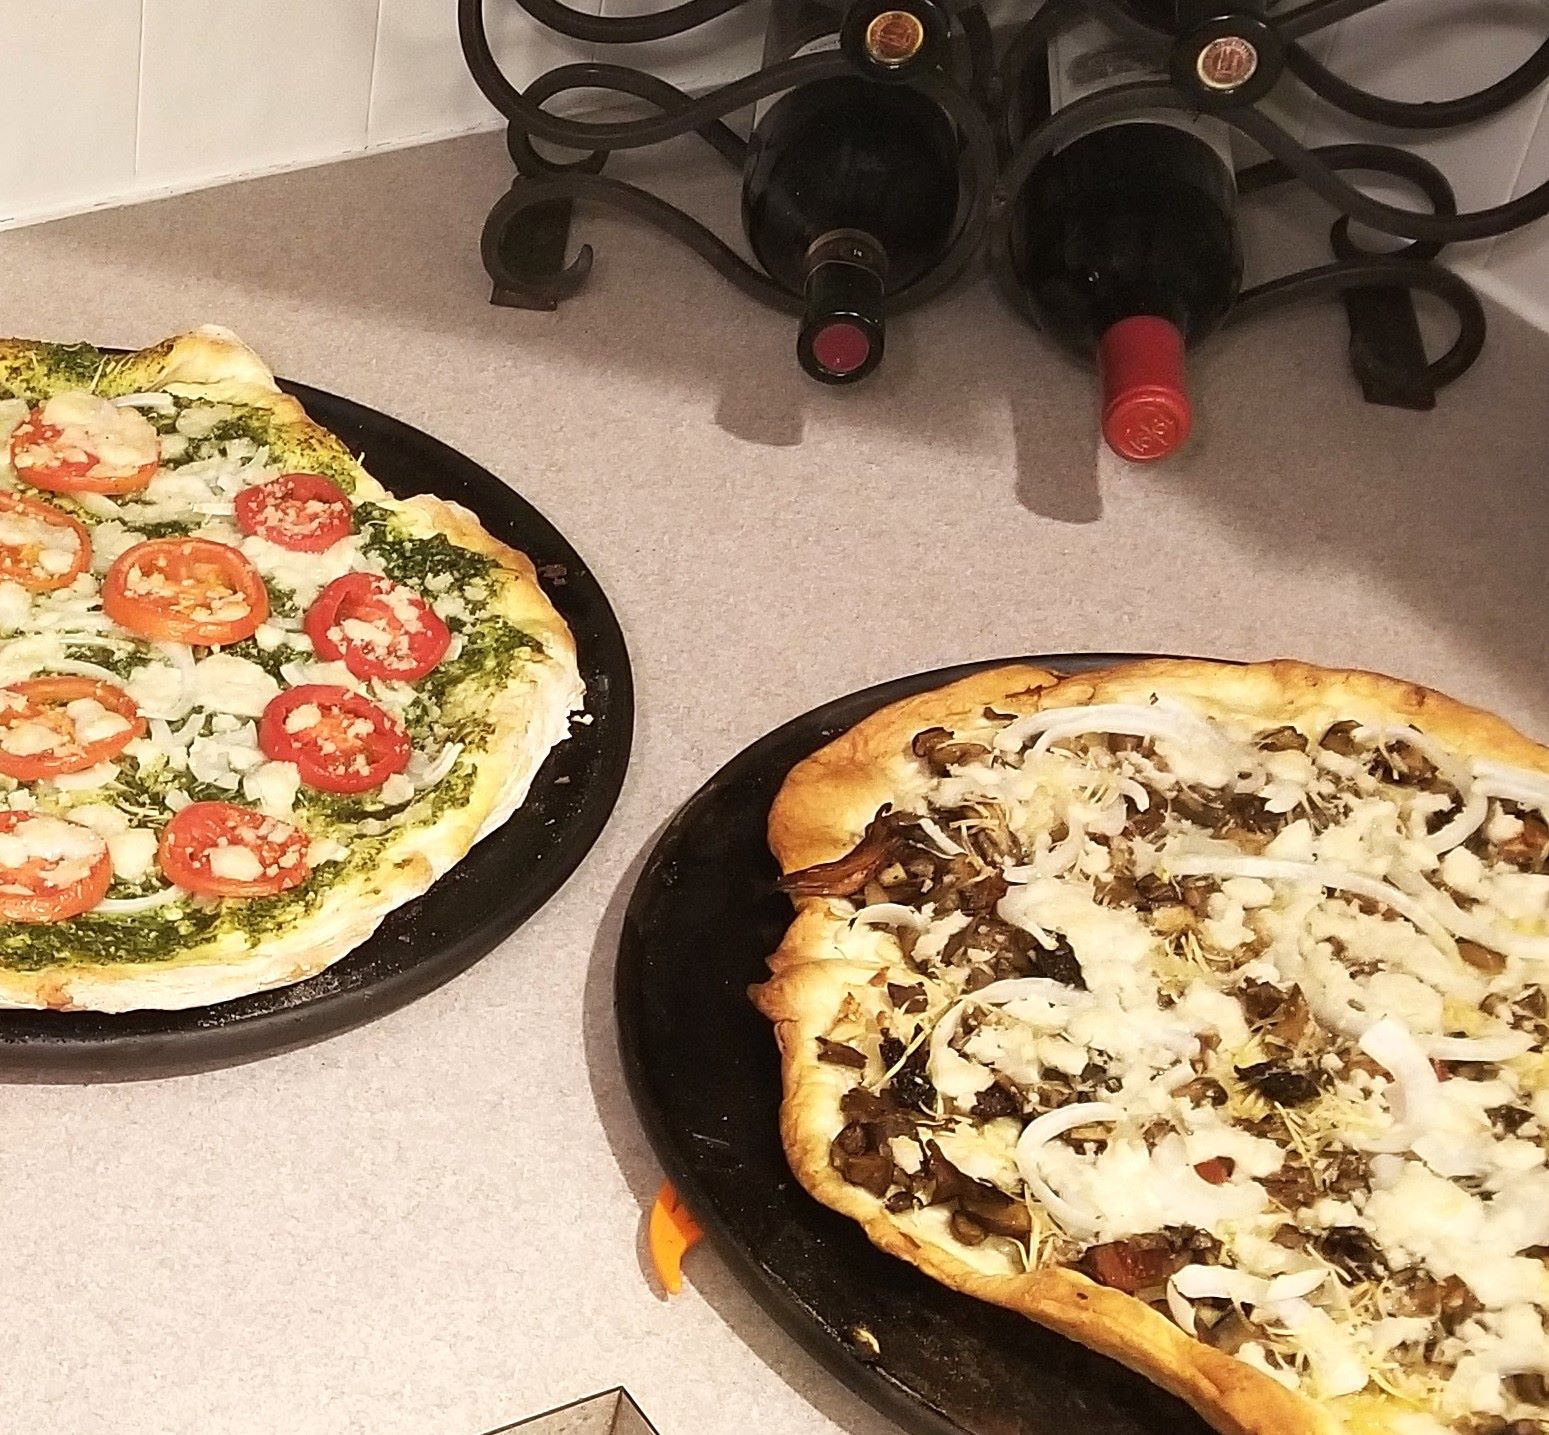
616, 654, 1215, 1435
0, 378, 632, 1082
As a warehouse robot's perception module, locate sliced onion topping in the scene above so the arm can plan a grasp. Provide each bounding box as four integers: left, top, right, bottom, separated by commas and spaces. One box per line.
1473, 759, 1549, 817
1165, 1264, 1326, 1336
96, 885, 183, 915
1013, 1101, 1122, 1236
1165, 853, 1458, 958
993, 702, 1239, 762
849, 902, 928, 932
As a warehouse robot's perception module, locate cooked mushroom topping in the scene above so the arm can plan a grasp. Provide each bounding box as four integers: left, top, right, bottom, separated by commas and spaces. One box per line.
1458, 939, 1508, 974
1505, 1374, 1549, 1406
1261, 1160, 1318, 1211
1256, 725, 1308, 752
1490, 806, 1549, 872
1222, 792, 1292, 837
1314, 1226, 1387, 1282
840, 1086, 890, 1123
1173, 1075, 1230, 1107
830, 1123, 894, 1197
1126, 802, 1168, 838
941, 915, 1041, 981
949, 1211, 988, 1245
972, 1082, 1023, 1120
1196, 1307, 1262, 1355
961, 807, 1018, 866
910, 727, 991, 775
1029, 932, 1085, 989
816, 1037, 867, 1069
1464, 1416, 1548, 1435
879, 1033, 937, 1113
1130, 872, 1213, 916
780, 810, 903, 898
1320, 720, 1363, 757
1238, 980, 1312, 1050
1490, 1104, 1534, 1136
886, 981, 928, 1013
1372, 739, 1439, 787
1393, 1271, 1482, 1330
1236, 1060, 1322, 1106
922, 1140, 972, 1205
957, 1181, 1032, 1239
1324, 1150, 1372, 1196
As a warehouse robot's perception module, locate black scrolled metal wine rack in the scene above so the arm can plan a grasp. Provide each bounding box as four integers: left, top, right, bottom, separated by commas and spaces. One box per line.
459, 0, 1549, 405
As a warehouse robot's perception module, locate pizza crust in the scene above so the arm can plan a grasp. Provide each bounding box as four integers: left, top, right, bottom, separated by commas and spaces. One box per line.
0, 326, 584, 1011
753, 657, 1549, 1435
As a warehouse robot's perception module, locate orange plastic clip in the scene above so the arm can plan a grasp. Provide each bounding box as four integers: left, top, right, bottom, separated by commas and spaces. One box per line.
648, 1180, 703, 1295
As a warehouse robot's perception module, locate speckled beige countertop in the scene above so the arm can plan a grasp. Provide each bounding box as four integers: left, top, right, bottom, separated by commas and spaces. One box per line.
0, 131, 1546, 1435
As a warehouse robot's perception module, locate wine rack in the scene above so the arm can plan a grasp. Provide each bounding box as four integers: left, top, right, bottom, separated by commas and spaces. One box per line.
459, 0, 1549, 407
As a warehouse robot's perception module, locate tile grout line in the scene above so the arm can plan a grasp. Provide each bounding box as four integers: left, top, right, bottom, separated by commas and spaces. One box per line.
132, 0, 148, 176
364, 0, 387, 145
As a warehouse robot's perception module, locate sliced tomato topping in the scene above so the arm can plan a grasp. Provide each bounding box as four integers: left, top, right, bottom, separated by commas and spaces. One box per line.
0, 810, 112, 922
158, 802, 311, 898
0, 677, 146, 780
235, 473, 353, 553
0, 492, 91, 592
259, 684, 411, 794
304, 573, 450, 683
103, 537, 269, 645
9, 393, 160, 495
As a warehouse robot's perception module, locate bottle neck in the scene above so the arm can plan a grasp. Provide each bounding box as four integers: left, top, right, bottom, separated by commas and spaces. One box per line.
797, 230, 888, 384
1096, 315, 1192, 461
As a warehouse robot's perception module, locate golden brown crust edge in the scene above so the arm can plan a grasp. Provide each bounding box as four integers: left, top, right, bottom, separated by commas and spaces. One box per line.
767, 663, 1063, 874
770, 656, 1549, 877
754, 656, 1549, 1435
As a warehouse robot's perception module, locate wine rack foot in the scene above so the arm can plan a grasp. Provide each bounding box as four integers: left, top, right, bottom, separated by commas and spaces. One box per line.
482, 190, 591, 312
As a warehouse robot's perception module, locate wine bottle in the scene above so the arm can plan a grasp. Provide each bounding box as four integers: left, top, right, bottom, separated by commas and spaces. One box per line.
742, 0, 962, 384
1009, 7, 1243, 459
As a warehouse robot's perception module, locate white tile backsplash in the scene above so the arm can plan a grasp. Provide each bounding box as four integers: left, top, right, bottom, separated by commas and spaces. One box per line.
369, 0, 596, 148
585, 0, 765, 101
7, 0, 1549, 339
138, 0, 380, 186
0, 0, 143, 225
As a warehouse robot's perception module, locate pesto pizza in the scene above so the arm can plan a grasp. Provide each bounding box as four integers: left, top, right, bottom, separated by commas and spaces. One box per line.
753, 658, 1549, 1435
0, 325, 582, 1011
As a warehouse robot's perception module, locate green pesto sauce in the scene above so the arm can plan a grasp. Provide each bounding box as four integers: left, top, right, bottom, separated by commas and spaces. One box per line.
0, 342, 112, 403
354, 503, 496, 589
60, 645, 152, 679
423, 620, 540, 710
219, 636, 311, 681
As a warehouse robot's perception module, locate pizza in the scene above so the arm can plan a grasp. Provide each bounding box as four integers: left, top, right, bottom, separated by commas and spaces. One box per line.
0, 325, 582, 1011
752, 658, 1549, 1435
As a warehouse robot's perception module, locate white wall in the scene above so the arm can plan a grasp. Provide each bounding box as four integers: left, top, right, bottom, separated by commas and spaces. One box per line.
0, 0, 763, 230
3, 0, 1549, 326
